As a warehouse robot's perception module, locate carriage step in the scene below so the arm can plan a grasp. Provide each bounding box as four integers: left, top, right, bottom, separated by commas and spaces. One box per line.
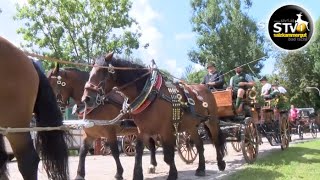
226, 137, 240, 142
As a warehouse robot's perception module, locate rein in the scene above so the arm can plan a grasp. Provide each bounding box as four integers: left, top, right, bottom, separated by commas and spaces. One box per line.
83, 68, 158, 122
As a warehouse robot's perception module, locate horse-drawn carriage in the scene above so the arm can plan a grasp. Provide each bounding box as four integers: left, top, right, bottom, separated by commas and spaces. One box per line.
212, 88, 260, 163
211, 87, 290, 164
290, 108, 317, 140
256, 100, 290, 150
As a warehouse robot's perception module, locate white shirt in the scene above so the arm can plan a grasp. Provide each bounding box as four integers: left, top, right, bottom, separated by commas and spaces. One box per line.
278, 86, 287, 94
261, 83, 272, 95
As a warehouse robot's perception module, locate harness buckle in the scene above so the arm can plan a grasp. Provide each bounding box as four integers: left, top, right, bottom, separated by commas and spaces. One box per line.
187, 98, 195, 106
108, 64, 115, 74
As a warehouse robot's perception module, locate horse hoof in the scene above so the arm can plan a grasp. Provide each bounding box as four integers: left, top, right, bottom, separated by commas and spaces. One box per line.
195, 169, 206, 176
148, 165, 156, 174
218, 160, 226, 171
114, 174, 123, 180
74, 175, 85, 180
167, 173, 178, 180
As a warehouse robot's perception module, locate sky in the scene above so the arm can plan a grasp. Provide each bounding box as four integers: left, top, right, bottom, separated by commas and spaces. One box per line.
0, 0, 319, 78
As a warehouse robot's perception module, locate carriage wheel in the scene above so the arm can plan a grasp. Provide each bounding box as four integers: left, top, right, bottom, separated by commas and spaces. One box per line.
241, 117, 259, 164
100, 139, 112, 156
231, 128, 241, 152
122, 134, 137, 156
231, 141, 242, 152
280, 113, 289, 150
177, 132, 198, 164
311, 122, 317, 139
298, 124, 304, 140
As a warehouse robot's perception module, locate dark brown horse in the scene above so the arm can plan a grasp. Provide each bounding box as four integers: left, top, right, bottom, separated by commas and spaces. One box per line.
0, 36, 69, 180
82, 53, 227, 180
47, 63, 89, 113
47, 65, 158, 180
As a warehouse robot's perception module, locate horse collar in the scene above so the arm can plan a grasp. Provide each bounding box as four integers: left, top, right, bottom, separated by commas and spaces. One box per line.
130, 71, 162, 115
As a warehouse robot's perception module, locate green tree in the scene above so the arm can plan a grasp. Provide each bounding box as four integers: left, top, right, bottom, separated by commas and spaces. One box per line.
189, 0, 267, 80
187, 69, 207, 83
273, 17, 320, 110
14, 0, 142, 70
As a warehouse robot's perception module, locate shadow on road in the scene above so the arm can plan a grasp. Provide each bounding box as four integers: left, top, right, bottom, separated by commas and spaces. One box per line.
145, 170, 217, 180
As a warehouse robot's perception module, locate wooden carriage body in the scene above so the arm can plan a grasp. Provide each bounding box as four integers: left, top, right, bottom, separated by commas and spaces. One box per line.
211, 89, 259, 122
212, 90, 234, 117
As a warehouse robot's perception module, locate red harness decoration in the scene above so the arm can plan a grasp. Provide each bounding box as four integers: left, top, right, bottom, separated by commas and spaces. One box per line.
131, 74, 163, 115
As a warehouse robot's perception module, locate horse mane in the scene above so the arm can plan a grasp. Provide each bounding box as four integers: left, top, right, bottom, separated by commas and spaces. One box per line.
63, 67, 89, 80
95, 55, 150, 92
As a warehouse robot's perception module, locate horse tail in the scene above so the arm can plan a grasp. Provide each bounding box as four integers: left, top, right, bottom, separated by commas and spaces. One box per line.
204, 124, 227, 157
217, 127, 227, 157
32, 62, 70, 180
0, 135, 8, 178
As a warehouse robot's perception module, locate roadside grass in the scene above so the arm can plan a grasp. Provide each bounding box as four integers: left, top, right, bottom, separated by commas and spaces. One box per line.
227, 140, 320, 180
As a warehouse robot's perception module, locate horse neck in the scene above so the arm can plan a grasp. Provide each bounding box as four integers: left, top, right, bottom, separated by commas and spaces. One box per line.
119, 87, 139, 103
114, 70, 150, 103
68, 71, 88, 105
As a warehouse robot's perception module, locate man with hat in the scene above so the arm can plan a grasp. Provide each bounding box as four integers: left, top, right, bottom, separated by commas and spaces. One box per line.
229, 62, 255, 113
264, 82, 289, 120
201, 62, 224, 91
260, 76, 272, 96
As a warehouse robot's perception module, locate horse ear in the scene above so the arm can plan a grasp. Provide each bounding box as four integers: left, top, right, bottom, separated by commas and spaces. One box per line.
104, 51, 114, 62
53, 62, 60, 74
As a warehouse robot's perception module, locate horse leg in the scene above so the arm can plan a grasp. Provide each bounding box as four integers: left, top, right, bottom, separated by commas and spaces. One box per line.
75, 136, 94, 180
162, 135, 177, 180
133, 135, 144, 180
6, 133, 39, 180
147, 137, 157, 174
107, 135, 123, 180
204, 121, 227, 171
0, 135, 8, 180
188, 128, 206, 176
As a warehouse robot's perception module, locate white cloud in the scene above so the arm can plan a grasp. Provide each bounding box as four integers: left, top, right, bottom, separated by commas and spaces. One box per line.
130, 0, 163, 62
175, 32, 195, 41
164, 59, 184, 78
193, 63, 204, 72
14, 0, 28, 6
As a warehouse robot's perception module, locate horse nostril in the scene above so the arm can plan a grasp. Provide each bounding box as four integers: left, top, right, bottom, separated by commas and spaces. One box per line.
83, 96, 91, 103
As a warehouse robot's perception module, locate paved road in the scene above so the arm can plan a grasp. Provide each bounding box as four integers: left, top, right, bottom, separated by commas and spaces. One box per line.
6, 134, 317, 180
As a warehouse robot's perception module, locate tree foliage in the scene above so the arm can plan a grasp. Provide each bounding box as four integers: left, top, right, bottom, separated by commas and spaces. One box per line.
187, 69, 207, 83
14, 0, 142, 70
274, 18, 320, 110
189, 0, 267, 79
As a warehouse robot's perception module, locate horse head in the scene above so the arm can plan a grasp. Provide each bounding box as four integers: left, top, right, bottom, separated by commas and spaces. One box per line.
47, 63, 89, 112
82, 52, 116, 107
82, 51, 149, 107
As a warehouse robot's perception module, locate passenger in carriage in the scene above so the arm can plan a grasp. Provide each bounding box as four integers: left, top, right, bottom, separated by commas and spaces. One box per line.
289, 104, 299, 126
260, 76, 272, 96
264, 83, 287, 120
228, 63, 255, 114
201, 62, 224, 91
259, 76, 272, 121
